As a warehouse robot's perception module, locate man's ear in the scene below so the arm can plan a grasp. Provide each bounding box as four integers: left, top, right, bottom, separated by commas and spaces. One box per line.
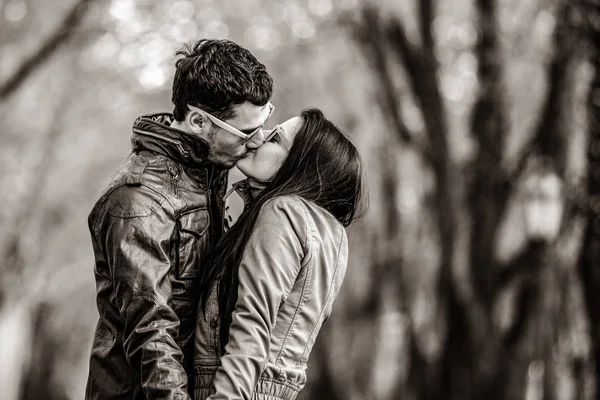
187, 107, 208, 136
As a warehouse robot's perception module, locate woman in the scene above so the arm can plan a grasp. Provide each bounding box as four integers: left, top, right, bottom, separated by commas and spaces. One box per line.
193, 108, 365, 400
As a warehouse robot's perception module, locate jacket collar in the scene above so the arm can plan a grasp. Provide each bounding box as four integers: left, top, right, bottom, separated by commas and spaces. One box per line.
225, 179, 268, 207
131, 113, 213, 169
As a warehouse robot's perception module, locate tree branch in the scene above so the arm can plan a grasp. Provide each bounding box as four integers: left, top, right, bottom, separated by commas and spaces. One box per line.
349, 8, 418, 144
467, 0, 510, 309
383, 4, 475, 398
418, 0, 435, 51
577, 0, 600, 392
510, 0, 581, 181
0, 0, 95, 101
347, 7, 434, 162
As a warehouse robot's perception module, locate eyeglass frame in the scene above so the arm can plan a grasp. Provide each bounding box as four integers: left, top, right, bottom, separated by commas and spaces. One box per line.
187, 103, 275, 142
263, 124, 292, 151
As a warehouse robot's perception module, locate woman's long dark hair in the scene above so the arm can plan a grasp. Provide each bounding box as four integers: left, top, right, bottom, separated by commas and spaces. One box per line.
198, 108, 366, 352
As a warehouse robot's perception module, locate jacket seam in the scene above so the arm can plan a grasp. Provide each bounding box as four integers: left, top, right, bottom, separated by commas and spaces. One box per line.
92, 180, 176, 233
141, 181, 177, 214
297, 225, 344, 366
275, 201, 312, 366
256, 376, 302, 391
116, 291, 163, 310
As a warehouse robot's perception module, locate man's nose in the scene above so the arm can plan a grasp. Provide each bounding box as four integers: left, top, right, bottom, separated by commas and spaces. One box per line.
246, 129, 266, 149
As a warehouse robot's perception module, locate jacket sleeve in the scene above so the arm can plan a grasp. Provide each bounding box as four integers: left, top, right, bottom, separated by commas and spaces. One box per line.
101, 209, 190, 400
208, 198, 306, 400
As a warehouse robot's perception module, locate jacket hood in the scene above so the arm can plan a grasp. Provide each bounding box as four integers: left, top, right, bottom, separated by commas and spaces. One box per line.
131, 112, 212, 169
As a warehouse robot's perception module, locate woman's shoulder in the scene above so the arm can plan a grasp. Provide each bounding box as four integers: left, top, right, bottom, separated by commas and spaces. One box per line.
258, 195, 307, 223
259, 195, 342, 231
250, 196, 309, 249
260, 195, 327, 219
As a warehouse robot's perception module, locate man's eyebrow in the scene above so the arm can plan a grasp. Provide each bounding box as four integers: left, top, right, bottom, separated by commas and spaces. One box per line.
239, 106, 271, 134
240, 125, 262, 135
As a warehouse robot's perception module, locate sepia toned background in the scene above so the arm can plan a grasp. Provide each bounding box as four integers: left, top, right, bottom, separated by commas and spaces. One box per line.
1, 0, 599, 399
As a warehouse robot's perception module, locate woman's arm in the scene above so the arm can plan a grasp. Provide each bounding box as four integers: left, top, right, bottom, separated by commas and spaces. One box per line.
208, 197, 307, 400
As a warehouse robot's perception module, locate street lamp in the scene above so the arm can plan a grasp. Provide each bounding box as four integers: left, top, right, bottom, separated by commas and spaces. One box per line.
521, 169, 565, 243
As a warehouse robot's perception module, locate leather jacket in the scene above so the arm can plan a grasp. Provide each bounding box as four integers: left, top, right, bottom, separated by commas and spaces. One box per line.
192, 195, 349, 400
85, 113, 228, 400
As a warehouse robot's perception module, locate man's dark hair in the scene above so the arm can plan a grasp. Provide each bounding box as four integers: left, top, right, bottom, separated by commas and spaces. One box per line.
197, 108, 367, 352
172, 39, 273, 121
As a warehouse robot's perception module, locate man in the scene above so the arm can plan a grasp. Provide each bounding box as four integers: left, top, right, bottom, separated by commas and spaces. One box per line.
85, 39, 274, 400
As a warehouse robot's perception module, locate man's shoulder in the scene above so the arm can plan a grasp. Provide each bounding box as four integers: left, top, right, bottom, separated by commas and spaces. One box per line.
93, 153, 177, 219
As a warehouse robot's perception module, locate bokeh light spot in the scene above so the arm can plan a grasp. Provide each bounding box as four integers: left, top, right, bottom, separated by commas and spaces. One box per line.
398, 187, 418, 210
244, 25, 281, 52
4, 0, 27, 23
169, 0, 194, 22
308, 0, 333, 17
136, 9, 153, 33
91, 33, 121, 63
118, 42, 144, 69
138, 65, 167, 90
463, 24, 479, 47
441, 75, 465, 101
284, 2, 308, 23
115, 20, 144, 42
203, 20, 229, 38
292, 20, 316, 40
456, 51, 477, 77
448, 25, 475, 49
140, 39, 166, 65
172, 20, 199, 42
401, 102, 425, 132
109, 0, 135, 21
528, 360, 545, 381
535, 10, 556, 38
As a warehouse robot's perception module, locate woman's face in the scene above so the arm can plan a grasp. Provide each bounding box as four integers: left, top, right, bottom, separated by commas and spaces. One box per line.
236, 116, 302, 182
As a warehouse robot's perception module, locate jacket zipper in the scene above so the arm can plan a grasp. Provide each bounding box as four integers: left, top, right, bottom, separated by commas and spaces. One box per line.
168, 163, 180, 197
133, 128, 190, 158
220, 173, 228, 233
205, 167, 214, 208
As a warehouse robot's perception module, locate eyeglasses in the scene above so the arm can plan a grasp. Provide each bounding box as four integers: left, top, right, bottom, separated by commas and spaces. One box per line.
263, 124, 292, 151
187, 103, 275, 142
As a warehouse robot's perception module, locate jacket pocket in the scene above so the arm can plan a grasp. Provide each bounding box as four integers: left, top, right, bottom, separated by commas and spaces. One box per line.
177, 208, 210, 279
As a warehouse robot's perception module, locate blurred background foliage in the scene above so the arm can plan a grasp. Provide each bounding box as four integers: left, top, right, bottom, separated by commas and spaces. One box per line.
1, 0, 600, 399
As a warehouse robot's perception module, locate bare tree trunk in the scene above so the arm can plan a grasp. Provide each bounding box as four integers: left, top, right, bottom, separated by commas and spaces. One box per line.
349, 0, 586, 398
578, 1, 600, 397
0, 48, 84, 400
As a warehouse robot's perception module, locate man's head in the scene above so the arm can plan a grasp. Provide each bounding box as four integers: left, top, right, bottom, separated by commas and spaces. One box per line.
171, 39, 274, 167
